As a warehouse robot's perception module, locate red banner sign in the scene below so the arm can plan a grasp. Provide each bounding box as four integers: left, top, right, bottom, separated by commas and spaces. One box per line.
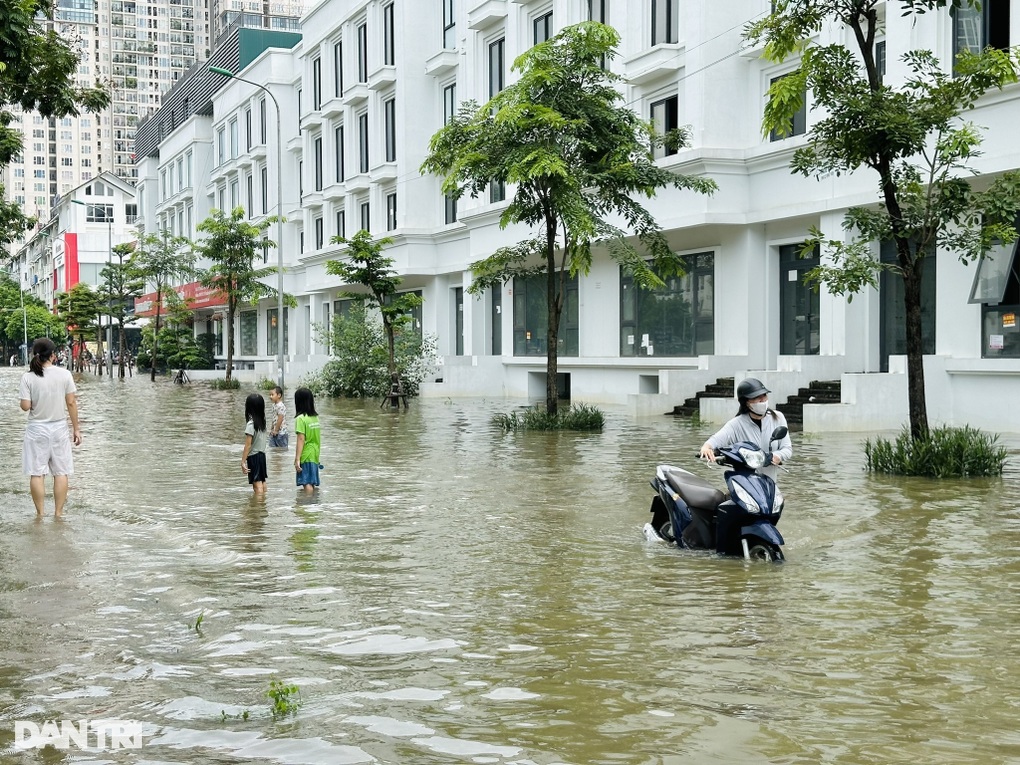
134, 281, 227, 317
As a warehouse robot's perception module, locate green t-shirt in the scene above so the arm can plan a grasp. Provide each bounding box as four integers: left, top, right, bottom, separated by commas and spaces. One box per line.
294, 414, 321, 464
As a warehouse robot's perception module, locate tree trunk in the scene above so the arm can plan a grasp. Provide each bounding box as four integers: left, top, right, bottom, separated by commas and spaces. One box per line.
544, 215, 561, 416
118, 319, 126, 378
900, 247, 929, 440
225, 300, 236, 383
384, 317, 397, 379
150, 294, 162, 382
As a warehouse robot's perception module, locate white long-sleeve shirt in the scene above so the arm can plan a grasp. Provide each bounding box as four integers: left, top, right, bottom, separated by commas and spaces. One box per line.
705, 410, 793, 482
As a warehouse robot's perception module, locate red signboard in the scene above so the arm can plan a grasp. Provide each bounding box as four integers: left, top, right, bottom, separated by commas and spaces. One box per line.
134, 280, 227, 317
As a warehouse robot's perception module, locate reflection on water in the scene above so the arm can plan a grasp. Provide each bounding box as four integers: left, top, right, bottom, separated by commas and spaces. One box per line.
1, 369, 1019, 764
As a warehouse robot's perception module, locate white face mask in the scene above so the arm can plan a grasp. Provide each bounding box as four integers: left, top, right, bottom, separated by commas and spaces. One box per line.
748, 400, 768, 416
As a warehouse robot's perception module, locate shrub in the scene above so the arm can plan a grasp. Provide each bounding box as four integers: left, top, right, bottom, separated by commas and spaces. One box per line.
306, 302, 438, 398
209, 378, 241, 390
493, 402, 605, 432
864, 425, 1008, 477
256, 377, 277, 390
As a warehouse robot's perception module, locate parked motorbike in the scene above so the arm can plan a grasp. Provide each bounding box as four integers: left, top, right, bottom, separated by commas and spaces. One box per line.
644, 427, 789, 561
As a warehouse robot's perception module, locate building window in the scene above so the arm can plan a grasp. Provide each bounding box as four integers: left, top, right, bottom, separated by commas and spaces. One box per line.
969, 221, 1020, 358
588, 0, 607, 22
230, 179, 239, 209
386, 192, 397, 230
216, 127, 226, 165
513, 272, 578, 357
651, 0, 678, 45
445, 194, 457, 224
86, 203, 113, 222
443, 0, 455, 49
357, 22, 368, 82
358, 112, 369, 172
489, 38, 505, 98
260, 98, 267, 143
311, 136, 321, 191
384, 98, 396, 162
240, 310, 258, 356
954, 0, 1010, 58
267, 308, 289, 355
246, 174, 253, 216
534, 11, 553, 45
299, 160, 304, 197
334, 41, 343, 97
443, 83, 457, 124
315, 216, 324, 249
489, 180, 505, 203
360, 200, 370, 232
335, 125, 345, 181
780, 243, 821, 356
229, 119, 238, 158
620, 253, 714, 357
336, 209, 346, 239
245, 108, 252, 151
383, 3, 395, 66
650, 95, 678, 158
768, 75, 806, 141
312, 57, 322, 110
261, 166, 268, 213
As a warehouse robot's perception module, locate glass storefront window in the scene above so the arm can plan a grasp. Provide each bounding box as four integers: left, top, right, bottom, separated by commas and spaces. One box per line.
620, 252, 714, 357
239, 310, 257, 356
513, 273, 579, 357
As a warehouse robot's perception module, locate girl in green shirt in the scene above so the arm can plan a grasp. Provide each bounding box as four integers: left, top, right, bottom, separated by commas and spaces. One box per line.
293, 387, 321, 492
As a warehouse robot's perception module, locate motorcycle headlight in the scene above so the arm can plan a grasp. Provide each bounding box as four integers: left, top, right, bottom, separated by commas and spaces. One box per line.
739, 448, 766, 469
772, 488, 784, 515
732, 483, 761, 514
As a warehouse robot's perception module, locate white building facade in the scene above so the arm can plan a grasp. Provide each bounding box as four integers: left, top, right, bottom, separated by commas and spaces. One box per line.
133, 0, 1020, 432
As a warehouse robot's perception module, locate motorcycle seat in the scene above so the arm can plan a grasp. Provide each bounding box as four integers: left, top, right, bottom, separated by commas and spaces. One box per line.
664, 467, 728, 510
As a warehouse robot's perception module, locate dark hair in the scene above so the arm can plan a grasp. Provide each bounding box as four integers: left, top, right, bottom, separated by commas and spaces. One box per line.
272, 385, 284, 397
245, 393, 267, 433
29, 337, 56, 377
294, 386, 317, 417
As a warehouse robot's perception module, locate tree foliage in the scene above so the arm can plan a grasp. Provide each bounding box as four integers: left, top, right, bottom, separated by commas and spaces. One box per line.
325, 230, 423, 384
1, 0, 110, 254
0, 274, 63, 357
55, 282, 100, 371
196, 207, 277, 382
131, 230, 196, 380
421, 21, 716, 414
745, 0, 1020, 439
308, 301, 438, 399
97, 242, 145, 377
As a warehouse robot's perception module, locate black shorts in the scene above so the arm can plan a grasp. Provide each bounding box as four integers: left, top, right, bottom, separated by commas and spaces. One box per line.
246, 452, 268, 484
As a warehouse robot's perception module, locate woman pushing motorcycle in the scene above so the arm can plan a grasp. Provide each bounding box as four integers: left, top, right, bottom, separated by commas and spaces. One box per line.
698, 377, 793, 482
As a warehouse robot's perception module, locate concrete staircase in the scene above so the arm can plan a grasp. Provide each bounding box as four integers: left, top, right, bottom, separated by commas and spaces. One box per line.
779, 379, 842, 430
668, 377, 735, 417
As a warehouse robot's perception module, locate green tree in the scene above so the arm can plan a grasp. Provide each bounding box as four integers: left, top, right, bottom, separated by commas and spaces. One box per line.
1, 0, 109, 255
196, 207, 277, 382
55, 282, 100, 372
137, 291, 209, 373
421, 22, 715, 415
746, 0, 1020, 440
325, 230, 423, 389
131, 231, 197, 381
97, 242, 145, 378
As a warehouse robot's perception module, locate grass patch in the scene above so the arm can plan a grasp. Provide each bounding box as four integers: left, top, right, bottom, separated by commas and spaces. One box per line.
493, 403, 605, 432
864, 425, 1008, 478
209, 378, 241, 390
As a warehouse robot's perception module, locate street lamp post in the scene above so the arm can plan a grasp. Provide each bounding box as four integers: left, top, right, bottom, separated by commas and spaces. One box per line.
19, 274, 29, 365
71, 199, 113, 375
210, 65, 286, 390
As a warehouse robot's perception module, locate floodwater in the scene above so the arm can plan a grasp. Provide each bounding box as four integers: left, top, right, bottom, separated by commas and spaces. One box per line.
1, 369, 1019, 765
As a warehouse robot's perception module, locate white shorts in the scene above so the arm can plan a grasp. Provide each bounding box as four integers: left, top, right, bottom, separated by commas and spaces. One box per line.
23, 420, 74, 476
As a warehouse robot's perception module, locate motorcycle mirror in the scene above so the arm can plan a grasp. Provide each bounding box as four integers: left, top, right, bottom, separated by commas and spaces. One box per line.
771, 426, 789, 441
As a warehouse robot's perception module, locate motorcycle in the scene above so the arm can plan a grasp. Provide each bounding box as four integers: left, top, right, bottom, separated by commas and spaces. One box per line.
644, 426, 789, 561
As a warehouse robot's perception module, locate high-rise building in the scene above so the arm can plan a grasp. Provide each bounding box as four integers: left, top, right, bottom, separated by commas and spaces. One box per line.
1, 0, 305, 247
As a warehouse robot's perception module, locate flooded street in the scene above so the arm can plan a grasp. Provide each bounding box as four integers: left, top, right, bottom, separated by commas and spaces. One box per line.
1, 368, 1020, 764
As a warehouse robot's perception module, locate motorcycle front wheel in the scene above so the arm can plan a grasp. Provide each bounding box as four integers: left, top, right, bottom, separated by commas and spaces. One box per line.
743, 539, 784, 562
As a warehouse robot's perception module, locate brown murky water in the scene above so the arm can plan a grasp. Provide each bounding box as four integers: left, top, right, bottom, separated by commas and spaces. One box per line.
1, 369, 1019, 764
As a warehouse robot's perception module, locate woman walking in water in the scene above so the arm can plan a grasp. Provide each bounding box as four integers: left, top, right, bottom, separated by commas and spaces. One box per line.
19, 337, 82, 517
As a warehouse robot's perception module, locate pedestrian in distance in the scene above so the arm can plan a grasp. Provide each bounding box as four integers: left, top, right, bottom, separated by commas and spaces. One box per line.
268, 385, 289, 447
241, 392, 269, 495
19, 337, 82, 517
293, 387, 321, 493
